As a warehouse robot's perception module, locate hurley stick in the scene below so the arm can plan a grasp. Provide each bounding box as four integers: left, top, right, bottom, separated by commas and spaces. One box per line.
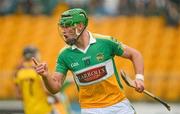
120, 70, 171, 111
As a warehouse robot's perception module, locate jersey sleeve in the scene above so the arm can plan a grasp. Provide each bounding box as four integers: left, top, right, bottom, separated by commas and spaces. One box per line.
14, 70, 22, 85
55, 53, 68, 75
107, 37, 124, 56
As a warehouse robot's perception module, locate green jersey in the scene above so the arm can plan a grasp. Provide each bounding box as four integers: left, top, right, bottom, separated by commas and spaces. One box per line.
56, 32, 126, 108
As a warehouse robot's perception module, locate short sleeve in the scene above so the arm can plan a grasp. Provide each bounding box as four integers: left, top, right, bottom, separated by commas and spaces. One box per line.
55, 53, 68, 75
14, 70, 21, 84
107, 37, 124, 56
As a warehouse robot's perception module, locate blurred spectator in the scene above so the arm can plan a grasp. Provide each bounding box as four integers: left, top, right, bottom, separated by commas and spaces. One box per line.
65, 0, 89, 11
65, 0, 120, 16
0, 0, 179, 24
0, 0, 18, 15
17, 0, 33, 14
18, 0, 58, 15
134, 0, 148, 15
88, 0, 105, 15
102, 0, 120, 16
164, 0, 180, 26
118, 0, 131, 15
41, 0, 58, 15
0, 0, 58, 15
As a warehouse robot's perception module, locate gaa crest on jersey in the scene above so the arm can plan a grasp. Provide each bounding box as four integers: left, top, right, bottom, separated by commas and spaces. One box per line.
82, 56, 91, 66
84, 59, 90, 66
96, 53, 104, 62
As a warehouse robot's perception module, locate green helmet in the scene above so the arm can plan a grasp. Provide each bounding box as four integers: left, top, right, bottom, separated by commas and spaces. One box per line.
59, 8, 88, 27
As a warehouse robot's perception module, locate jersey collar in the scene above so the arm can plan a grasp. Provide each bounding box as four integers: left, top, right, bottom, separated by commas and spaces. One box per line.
71, 32, 96, 53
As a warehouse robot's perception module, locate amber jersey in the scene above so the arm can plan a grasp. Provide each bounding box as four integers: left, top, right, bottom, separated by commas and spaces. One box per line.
56, 32, 126, 108
15, 64, 52, 114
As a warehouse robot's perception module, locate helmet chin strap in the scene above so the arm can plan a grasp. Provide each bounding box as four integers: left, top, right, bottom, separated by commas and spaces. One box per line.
75, 28, 81, 36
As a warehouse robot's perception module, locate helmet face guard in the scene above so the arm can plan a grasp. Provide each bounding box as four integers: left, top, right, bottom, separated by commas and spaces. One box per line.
57, 25, 80, 46
58, 8, 88, 45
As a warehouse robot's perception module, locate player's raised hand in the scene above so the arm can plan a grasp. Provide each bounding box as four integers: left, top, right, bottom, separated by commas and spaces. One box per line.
32, 57, 49, 77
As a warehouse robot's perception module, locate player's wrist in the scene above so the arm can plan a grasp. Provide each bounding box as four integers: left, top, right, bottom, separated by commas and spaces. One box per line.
42, 72, 49, 78
135, 74, 144, 81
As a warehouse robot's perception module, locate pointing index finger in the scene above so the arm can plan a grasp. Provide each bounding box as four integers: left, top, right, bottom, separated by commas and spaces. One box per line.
32, 57, 39, 66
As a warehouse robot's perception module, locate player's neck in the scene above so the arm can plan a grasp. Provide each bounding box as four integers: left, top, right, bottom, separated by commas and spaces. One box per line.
75, 31, 89, 50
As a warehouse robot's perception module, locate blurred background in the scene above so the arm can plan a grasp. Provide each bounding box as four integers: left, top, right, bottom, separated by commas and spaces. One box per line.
0, 0, 180, 114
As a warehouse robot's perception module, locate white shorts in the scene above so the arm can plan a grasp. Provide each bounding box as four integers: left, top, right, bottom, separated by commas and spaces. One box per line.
81, 99, 136, 114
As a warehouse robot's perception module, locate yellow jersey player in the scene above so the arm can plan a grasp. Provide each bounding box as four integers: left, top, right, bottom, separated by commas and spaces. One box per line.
14, 46, 53, 114
33, 8, 145, 114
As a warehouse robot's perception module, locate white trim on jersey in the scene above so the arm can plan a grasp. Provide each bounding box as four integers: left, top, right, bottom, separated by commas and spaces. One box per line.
71, 32, 96, 53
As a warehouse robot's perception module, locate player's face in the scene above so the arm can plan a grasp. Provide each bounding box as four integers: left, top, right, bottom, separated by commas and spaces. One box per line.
60, 26, 80, 45
60, 26, 77, 39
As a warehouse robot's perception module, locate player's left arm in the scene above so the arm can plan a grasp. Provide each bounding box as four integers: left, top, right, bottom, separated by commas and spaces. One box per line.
106, 37, 144, 92
121, 45, 145, 93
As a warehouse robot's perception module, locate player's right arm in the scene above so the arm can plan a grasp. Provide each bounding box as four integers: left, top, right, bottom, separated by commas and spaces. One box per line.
14, 66, 23, 99
15, 83, 22, 99
34, 62, 65, 94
